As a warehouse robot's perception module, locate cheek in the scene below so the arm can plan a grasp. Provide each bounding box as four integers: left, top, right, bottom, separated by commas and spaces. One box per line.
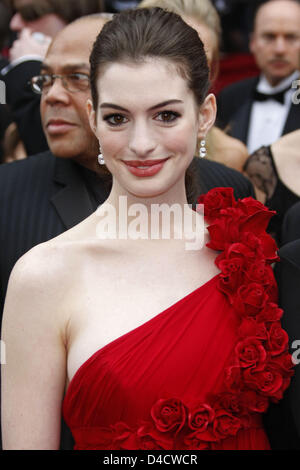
99, 130, 125, 157
164, 123, 198, 154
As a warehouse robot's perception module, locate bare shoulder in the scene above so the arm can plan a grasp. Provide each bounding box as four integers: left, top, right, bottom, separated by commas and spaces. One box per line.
3, 240, 78, 337
8, 241, 69, 293
272, 129, 300, 160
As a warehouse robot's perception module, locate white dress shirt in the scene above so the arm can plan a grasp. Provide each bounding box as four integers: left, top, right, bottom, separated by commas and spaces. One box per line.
247, 71, 299, 154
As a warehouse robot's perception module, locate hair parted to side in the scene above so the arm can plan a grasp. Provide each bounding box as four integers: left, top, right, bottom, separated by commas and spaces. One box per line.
89, 7, 210, 112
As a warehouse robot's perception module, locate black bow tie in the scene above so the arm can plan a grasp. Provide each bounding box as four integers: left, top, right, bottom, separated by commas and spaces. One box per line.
253, 86, 291, 105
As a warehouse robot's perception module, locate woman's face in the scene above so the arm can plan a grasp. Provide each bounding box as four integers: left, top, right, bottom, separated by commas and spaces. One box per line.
88, 58, 215, 199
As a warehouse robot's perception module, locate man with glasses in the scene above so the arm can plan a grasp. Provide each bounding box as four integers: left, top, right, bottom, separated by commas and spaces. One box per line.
0, 0, 105, 156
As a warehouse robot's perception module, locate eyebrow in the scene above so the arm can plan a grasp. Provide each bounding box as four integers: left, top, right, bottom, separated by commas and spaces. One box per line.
99, 99, 184, 112
41, 63, 89, 72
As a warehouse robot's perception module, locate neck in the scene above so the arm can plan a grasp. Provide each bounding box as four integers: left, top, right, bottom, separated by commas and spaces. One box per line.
265, 70, 297, 87
95, 176, 203, 244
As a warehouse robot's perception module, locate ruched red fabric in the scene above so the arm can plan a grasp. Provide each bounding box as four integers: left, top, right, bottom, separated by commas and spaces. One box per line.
62, 188, 294, 450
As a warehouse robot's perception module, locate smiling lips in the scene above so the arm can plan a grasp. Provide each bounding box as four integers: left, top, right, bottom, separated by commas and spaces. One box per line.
123, 158, 169, 177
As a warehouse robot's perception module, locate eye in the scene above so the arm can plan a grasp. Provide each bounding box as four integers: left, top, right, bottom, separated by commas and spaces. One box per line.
103, 114, 128, 126
155, 111, 180, 123
68, 73, 88, 82
36, 74, 52, 89
40, 74, 52, 85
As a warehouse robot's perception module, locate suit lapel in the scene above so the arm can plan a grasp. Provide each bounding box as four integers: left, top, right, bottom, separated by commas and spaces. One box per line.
230, 99, 252, 144
51, 157, 94, 230
229, 77, 259, 145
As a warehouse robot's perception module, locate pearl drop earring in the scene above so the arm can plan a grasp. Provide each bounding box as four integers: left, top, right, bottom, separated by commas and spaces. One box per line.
98, 144, 105, 165
200, 139, 206, 158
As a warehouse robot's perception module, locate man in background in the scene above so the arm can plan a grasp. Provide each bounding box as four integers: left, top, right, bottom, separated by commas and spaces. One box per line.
0, 0, 105, 156
217, 0, 300, 153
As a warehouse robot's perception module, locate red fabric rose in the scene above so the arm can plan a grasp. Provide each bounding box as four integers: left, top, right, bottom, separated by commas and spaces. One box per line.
197, 187, 236, 221
206, 216, 241, 251
266, 323, 289, 356
188, 403, 215, 432
224, 365, 242, 391
239, 231, 278, 264
237, 198, 275, 234
238, 318, 268, 340
234, 283, 269, 317
183, 432, 212, 449
243, 366, 283, 400
235, 337, 267, 370
272, 353, 295, 378
151, 398, 187, 434
217, 258, 245, 301
212, 393, 243, 415
213, 410, 242, 439
245, 262, 274, 286
110, 422, 138, 450
241, 391, 269, 413
257, 302, 283, 323
136, 423, 173, 450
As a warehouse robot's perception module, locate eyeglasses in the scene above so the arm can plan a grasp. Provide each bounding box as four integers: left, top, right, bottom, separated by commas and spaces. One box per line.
15, 3, 54, 22
29, 73, 90, 94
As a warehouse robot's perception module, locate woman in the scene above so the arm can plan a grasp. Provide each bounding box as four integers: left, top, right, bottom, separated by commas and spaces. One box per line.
2, 8, 293, 450
243, 130, 300, 245
139, 0, 249, 172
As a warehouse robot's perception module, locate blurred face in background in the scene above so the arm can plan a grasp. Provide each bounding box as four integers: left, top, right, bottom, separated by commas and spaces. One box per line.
40, 19, 106, 169
10, 0, 67, 36
250, 0, 300, 86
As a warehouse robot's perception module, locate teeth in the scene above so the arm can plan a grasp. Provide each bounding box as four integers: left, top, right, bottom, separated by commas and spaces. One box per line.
137, 166, 151, 169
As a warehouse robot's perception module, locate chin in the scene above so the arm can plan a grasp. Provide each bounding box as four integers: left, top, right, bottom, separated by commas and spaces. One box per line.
48, 142, 82, 159
125, 179, 179, 200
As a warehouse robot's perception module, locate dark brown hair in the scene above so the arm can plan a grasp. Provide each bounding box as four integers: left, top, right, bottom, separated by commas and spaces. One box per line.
90, 7, 210, 110
90, 7, 210, 203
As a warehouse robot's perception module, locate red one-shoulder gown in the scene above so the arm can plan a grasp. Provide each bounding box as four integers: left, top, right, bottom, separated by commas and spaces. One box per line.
63, 188, 294, 450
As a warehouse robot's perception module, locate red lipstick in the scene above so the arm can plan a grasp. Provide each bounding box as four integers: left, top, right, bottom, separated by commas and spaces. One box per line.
123, 158, 169, 177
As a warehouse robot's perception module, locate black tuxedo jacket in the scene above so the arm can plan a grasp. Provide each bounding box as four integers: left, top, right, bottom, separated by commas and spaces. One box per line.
216, 76, 300, 145
0, 150, 254, 449
281, 201, 300, 245
263, 240, 300, 449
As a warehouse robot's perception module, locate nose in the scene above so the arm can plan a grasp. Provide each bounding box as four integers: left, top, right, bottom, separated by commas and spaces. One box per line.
43, 78, 70, 106
128, 119, 156, 157
274, 36, 286, 54
10, 13, 25, 33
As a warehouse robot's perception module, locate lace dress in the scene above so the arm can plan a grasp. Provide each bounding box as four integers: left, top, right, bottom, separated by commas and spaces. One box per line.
62, 188, 294, 450
243, 146, 300, 244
